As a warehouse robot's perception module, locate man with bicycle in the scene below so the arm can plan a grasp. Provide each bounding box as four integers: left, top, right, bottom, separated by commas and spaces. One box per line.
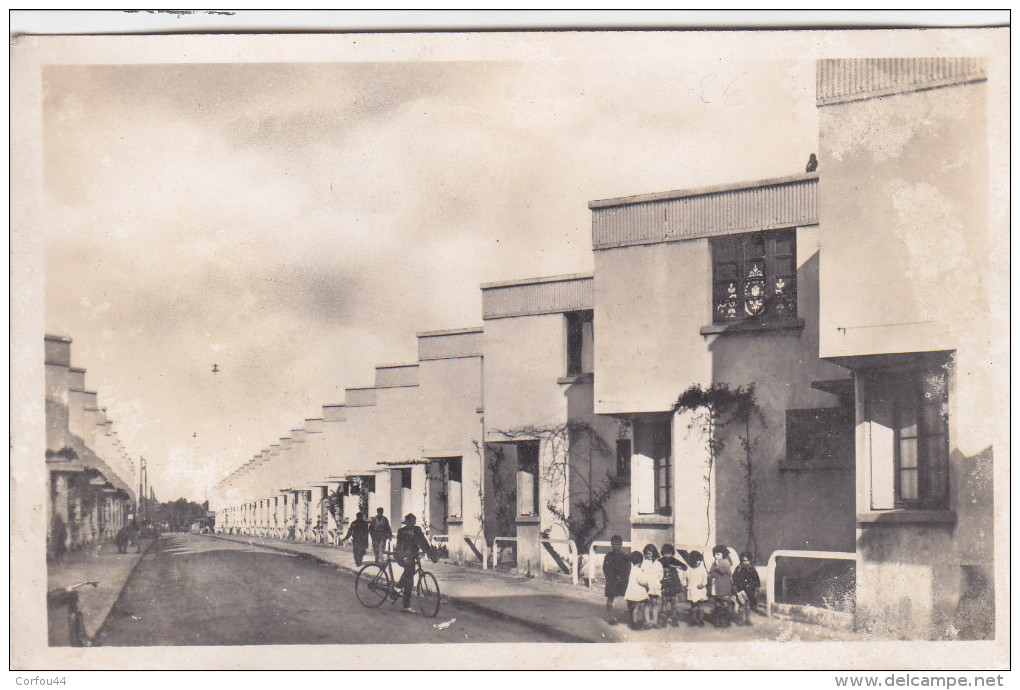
393, 513, 436, 612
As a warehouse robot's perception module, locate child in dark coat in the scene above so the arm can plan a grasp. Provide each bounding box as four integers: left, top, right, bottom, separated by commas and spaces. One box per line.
658, 544, 688, 627
602, 535, 631, 625
732, 550, 761, 626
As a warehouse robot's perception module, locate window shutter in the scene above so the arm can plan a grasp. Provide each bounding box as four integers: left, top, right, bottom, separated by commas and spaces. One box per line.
448, 479, 462, 519
868, 377, 896, 510
581, 319, 595, 374
634, 452, 655, 514
446, 459, 462, 519
517, 470, 536, 516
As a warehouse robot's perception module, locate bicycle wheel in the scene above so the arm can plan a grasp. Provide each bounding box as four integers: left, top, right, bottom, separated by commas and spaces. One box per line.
416, 571, 441, 618
355, 563, 391, 608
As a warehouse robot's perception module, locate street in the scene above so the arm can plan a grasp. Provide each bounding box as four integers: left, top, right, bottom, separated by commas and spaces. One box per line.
95, 533, 560, 646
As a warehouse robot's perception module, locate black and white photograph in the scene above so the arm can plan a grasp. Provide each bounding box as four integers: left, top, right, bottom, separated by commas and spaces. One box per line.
10, 12, 1010, 674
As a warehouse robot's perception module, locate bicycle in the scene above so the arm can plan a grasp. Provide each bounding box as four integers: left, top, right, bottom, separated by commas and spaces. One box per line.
355, 552, 441, 617
47, 580, 98, 647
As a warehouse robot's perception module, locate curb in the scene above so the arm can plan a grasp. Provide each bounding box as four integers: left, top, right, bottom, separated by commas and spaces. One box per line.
91, 536, 159, 645
209, 534, 596, 644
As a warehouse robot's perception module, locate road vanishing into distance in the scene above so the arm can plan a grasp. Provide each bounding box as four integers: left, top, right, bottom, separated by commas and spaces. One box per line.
96, 533, 559, 646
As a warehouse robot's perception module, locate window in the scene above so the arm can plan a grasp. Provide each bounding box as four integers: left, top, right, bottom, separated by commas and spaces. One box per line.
566, 310, 594, 376
893, 370, 949, 509
654, 451, 671, 514
616, 438, 632, 479
400, 468, 412, 490
347, 475, 375, 495
712, 229, 796, 323
633, 418, 671, 515
784, 407, 855, 470
865, 358, 952, 513
516, 441, 540, 517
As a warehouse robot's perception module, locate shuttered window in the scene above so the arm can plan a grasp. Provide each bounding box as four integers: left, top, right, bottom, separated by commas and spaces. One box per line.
865, 362, 952, 511
633, 418, 671, 515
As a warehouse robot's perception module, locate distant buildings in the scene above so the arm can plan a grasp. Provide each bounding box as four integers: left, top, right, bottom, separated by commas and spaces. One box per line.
209, 57, 996, 640
45, 335, 139, 559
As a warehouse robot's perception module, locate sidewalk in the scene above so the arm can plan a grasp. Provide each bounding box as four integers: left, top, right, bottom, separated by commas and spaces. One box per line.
47, 538, 155, 641
211, 533, 862, 644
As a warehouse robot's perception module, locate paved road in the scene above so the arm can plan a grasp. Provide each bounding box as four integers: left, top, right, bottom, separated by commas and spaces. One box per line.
95, 533, 559, 646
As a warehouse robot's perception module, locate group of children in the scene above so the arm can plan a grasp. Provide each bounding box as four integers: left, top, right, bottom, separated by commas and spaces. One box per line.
602, 535, 761, 630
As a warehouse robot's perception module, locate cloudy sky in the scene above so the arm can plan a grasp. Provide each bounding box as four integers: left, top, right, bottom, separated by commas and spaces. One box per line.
41, 35, 818, 501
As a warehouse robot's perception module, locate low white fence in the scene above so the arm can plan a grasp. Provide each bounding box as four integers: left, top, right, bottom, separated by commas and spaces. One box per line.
489, 536, 517, 570
542, 538, 579, 585
465, 536, 488, 567
766, 549, 857, 618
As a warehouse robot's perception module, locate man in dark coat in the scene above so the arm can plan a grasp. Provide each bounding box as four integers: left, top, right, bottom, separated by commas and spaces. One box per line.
115, 519, 140, 554
368, 507, 392, 563
393, 513, 436, 612
49, 515, 68, 562
342, 512, 370, 567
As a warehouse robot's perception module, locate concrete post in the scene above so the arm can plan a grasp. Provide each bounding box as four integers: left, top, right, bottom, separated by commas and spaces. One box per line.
411, 464, 427, 527
53, 473, 70, 523
673, 409, 714, 551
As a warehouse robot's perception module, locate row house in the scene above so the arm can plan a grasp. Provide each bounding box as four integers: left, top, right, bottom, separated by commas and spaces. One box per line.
816, 58, 995, 640
415, 328, 485, 563
588, 173, 855, 567
211, 327, 486, 565
45, 335, 137, 559
479, 274, 627, 573
210, 57, 997, 640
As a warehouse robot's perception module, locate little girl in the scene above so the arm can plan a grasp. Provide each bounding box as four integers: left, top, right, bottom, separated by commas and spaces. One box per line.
659, 544, 688, 627
624, 551, 649, 630
642, 544, 663, 627
684, 550, 709, 626
709, 545, 735, 627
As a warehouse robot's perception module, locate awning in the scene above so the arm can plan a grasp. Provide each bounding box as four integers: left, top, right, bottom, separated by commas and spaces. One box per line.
64, 433, 135, 501
811, 378, 854, 399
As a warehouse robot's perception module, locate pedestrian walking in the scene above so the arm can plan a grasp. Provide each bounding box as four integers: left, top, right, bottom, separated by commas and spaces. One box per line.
115, 519, 140, 554
48, 515, 68, 563
602, 535, 630, 625
369, 507, 392, 563
342, 512, 370, 567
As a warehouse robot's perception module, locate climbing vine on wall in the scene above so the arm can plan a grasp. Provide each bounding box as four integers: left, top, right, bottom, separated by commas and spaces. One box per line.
323, 487, 344, 528
492, 421, 614, 570
672, 383, 764, 555
482, 442, 518, 542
